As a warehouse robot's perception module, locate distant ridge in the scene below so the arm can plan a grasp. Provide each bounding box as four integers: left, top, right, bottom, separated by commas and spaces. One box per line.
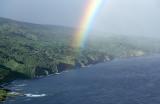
0, 17, 75, 30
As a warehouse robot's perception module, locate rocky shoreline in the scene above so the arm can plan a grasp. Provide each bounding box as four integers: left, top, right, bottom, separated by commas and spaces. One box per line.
35, 55, 113, 76
0, 87, 27, 102
0, 53, 145, 102
0, 86, 10, 101
0, 55, 113, 102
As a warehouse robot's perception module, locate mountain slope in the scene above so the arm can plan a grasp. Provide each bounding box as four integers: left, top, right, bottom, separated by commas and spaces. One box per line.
0, 17, 160, 83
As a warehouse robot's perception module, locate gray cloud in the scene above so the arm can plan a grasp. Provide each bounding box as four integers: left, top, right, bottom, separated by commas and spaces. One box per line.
0, 0, 160, 37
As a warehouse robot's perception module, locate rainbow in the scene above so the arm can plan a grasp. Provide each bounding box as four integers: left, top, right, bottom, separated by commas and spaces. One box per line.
72, 0, 103, 48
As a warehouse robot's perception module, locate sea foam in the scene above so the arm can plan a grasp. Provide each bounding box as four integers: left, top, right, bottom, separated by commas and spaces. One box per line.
24, 93, 46, 98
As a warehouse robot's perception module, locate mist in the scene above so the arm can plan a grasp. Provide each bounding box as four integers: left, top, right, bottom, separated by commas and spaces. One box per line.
1, 1, 160, 103
95, 0, 160, 37
0, 0, 160, 37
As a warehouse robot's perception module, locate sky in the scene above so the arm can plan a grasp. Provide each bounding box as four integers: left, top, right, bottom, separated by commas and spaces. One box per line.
0, 0, 160, 36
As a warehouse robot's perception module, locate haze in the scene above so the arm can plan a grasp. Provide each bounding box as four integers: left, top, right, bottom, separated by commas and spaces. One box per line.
0, 0, 160, 36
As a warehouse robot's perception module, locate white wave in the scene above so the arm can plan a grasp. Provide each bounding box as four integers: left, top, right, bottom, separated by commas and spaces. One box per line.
8, 92, 21, 96
24, 93, 46, 98
55, 73, 60, 75
14, 88, 23, 91
16, 84, 27, 87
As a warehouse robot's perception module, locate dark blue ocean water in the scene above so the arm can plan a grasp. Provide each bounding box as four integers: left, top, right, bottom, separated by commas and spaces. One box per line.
4, 55, 160, 104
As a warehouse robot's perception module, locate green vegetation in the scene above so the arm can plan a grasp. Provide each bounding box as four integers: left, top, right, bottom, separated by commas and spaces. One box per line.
1, 17, 160, 101
0, 17, 160, 84
0, 89, 7, 101
0, 87, 10, 101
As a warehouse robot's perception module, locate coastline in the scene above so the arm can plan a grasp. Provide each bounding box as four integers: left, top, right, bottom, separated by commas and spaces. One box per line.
0, 53, 153, 102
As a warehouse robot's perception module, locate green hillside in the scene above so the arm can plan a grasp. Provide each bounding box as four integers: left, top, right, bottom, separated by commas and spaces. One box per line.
0, 17, 160, 83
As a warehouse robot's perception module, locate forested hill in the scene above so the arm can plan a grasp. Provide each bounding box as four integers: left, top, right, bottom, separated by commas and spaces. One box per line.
0, 17, 160, 83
